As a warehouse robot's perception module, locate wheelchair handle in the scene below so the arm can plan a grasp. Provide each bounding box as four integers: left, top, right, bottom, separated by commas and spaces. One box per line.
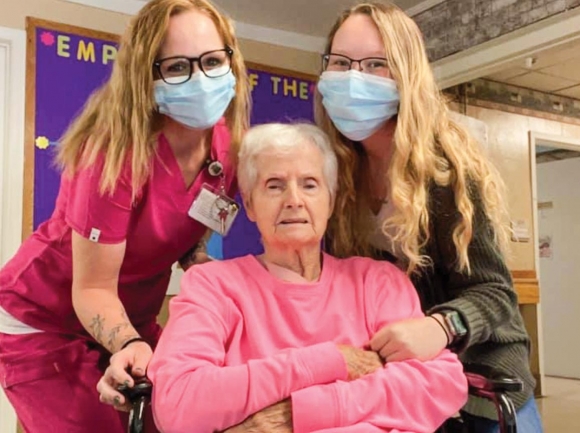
465, 372, 524, 393
465, 372, 521, 433
117, 377, 153, 433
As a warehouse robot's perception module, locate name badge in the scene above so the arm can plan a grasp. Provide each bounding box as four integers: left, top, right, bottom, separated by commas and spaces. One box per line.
188, 183, 239, 236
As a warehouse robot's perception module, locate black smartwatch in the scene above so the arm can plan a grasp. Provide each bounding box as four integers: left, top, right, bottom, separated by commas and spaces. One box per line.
441, 310, 467, 344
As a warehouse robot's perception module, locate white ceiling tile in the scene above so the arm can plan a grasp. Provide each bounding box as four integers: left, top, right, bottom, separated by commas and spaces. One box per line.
505, 72, 577, 93
532, 39, 580, 69
540, 57, 580, 81
555, 85, 580, 99
482, 38, 580, 95
486, 67, 529, 81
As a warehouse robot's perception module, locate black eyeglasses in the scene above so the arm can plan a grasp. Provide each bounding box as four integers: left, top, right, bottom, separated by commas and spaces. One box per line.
322, 53, 389, 76
154, 47, 234, 84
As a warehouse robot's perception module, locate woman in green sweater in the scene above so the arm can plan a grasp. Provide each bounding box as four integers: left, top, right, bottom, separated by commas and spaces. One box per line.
315, 2, 542, 432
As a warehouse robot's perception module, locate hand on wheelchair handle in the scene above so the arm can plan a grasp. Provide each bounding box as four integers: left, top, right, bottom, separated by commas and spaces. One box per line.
117, 377, 153, 433
117, 376, 153, 402
96, 340, 153, 411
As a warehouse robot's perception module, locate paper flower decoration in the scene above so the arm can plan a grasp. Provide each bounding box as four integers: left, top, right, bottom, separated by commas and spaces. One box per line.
40, 31, 55, 47
35, 136, 50, 150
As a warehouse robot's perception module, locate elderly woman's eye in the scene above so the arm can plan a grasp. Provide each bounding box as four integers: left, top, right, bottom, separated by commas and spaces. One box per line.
266, 181, 282, 190
304, 181, 318, 190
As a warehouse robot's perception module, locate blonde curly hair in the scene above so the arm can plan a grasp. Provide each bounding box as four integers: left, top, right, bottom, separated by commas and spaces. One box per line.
316, 1, 509, 275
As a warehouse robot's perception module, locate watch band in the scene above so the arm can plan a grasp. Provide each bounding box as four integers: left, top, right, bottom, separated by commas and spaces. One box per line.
441, 310, 467, 344
428, 315, 451, 346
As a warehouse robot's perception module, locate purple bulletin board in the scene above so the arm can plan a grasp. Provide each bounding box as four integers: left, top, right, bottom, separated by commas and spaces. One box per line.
24, 19, 317, 260
24, 18, 119, 238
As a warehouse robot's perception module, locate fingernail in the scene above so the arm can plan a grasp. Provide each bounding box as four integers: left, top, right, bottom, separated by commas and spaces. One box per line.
113, 396, 121, 405
124, 380, 130, 387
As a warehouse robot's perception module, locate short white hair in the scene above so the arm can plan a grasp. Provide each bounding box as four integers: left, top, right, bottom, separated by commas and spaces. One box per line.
238, 123, 338, 199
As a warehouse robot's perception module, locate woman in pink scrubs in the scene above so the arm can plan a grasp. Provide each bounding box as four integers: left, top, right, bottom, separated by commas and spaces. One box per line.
0, 0, 250, 431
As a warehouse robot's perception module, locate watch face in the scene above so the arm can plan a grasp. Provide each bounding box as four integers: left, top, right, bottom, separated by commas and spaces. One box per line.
447, 311, 467, 336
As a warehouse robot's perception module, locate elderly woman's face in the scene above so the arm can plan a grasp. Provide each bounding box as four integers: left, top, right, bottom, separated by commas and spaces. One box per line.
245, 141, 333, 250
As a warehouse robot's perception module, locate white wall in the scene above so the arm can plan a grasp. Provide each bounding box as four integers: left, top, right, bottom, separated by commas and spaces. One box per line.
537, 156, 580, 379
0, 27, 25, 265
0, 25, 26, 433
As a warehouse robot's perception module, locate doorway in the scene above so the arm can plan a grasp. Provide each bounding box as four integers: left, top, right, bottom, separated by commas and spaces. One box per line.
531, 132, 580, 380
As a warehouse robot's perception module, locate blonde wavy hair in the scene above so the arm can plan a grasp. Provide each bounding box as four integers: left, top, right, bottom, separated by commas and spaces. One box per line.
57, 0, 250, 197
316, 1, 509, 275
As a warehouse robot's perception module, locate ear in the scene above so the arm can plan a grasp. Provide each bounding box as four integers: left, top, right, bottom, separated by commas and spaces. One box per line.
242, 193, 257, 222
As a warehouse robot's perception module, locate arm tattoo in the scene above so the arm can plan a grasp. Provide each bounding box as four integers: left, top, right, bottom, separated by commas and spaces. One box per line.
106, 310, 132, 351
107, 322, 131, 350
89, 314, 105, 343
89, 311, 134, 351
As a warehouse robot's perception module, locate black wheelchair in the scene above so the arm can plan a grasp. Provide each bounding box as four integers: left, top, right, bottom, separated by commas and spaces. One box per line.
118, 377, 153, 433
120, 363, 523, 433
439, 363, 523, 433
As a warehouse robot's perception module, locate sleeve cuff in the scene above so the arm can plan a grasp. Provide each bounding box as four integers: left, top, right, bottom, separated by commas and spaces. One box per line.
66, 218, 127, 244
299, 341, 348, 386
429, 299, 485, 352
291, 383, 341, 433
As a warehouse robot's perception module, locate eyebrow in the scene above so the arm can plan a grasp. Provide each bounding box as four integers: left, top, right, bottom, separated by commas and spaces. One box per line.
330, 49, 387, 58
263, 173, 321, 180
302, 174, 320, 180
264, 173, 285, 179
157, 46, 226, 60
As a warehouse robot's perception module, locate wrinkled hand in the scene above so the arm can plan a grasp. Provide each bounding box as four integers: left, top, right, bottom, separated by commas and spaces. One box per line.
223, 399, 293, 433
96, 341, 153, 411
369, 316, 448, 362
337, 345, 383, 381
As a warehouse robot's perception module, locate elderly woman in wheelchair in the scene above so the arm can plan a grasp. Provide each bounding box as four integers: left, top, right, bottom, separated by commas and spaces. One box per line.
126, 123, 468, 433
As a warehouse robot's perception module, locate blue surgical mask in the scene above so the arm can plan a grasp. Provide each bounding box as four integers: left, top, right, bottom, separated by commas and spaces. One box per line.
154, 66, 236, 129
317, 70, 399, 141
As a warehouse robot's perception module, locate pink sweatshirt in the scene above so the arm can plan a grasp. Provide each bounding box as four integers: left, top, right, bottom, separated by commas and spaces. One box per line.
148, 254, 468, 433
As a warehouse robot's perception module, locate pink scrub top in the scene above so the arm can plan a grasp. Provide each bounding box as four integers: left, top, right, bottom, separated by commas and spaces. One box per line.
0, 119, 236, 337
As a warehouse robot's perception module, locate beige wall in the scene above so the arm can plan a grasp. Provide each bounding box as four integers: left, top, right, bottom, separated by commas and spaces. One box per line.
452, 104, 580, 271
0, 0, 320, 75
240, 38, 319, 75
451, 105, 580, 394
0, 0, 131, 34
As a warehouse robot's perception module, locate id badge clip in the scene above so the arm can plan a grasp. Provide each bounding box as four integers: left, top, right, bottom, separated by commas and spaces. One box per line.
188, 183, 239, 236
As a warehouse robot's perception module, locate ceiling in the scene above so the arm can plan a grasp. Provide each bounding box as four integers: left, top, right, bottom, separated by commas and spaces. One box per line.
536, 146, 580, 164
195, 0, 580, 100
210, 0, 426, 37
127, 0, 580, 99
483, 38, 580, 100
